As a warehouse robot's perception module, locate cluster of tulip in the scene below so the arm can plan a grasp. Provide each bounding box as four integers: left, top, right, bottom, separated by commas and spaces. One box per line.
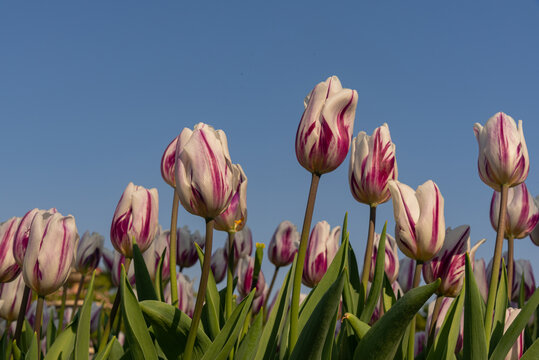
1, 75, 538, 360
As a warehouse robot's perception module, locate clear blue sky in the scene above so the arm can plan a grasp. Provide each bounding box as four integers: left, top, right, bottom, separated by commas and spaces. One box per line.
2, 1, 539, 288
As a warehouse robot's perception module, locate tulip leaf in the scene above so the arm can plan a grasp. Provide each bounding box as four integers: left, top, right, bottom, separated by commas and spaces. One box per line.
200, 290, 255, 360
43, 319, 76, 360
120, 265, 158, 360
521, 338, 539, 360
11, 340, 21, 360
132, 243, 158, 302
489, 287, 539, 360
463, 253, 487, 360
140, 300, 210, 360
290, 272, 345, 360
354, 279, 441, 360
74, 272, 96, 360
382, 274, 397, 312
195, 243, 221, 340
24, 332, 38, 360
253, 259, 295, 360
252, 243, 264, 293
93, 336, 117, 360
343, 313, 371, 340
236, 311, 263, 360
21, 320, 34, 353
155, 248, 167, 302
489, 259, 508, 355
360, 222, 387, 323
46, 307, 57, 351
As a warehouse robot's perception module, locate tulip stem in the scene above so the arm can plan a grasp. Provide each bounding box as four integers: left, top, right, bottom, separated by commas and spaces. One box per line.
71, 274, 86, 321
14, 285, 31, 344
169, 191, 180, 306
263, 266, 280, 322
361, 205, 377, 298
34, 296, 45, 360
507, 236, 514, 301
226, 232, 235, 322
407, 261, 423, 360
485, 184, 508, 346
289, 173, 321, 353
185, 219, 214, 360
57, 284, 68, 335
427, 295, 443, 348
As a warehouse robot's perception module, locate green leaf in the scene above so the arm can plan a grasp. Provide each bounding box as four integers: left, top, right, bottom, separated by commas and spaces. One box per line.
343, 313, 371, 340
521, 338, 539, 360
201, 291, 255, 360
46, 308, 57, 351
21, 320, 34, 353
140, 300, 211, 360
74, 271, 96, 360
427, 290, 465, 360
489, 259, 508, 355
252, 243, 264, 293
355, 279, 441, 360
44, 322, 76, 360
108, 337, 125, 360
120, 265, 158, 360
24, 332, 38, 360
132, 243, 158, 302
195, 242, 221, 340
360, 222, 387, 323
463, 253, 487, 360
155, 248, 167, 302
12, 340, 21, 360
489, 287, 539, 360
94, 336, 117, 360
236, 312, 263, 360
290, 272, 345, 360
382, 274, 397, 312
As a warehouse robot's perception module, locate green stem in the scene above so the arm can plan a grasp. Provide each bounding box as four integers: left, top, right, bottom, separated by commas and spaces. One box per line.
407, 261, 423, 360
263, 266, 280, 323
34, 296, 45, 360
226, 231, 236, 360
57, 284, 68, 335
184, 219, 214, 360
484, 184, 508, 346
427, 295, 443, 348
361, 205, 377, 298
507, 235, 514, 301
169, 191, 180, 306
71, 274, 86, 321
289, 173, 321, 352
14, 285, 31, 344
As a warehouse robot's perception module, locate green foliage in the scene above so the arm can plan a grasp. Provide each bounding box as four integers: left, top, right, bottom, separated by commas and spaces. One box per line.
463, 253, 487, 360
132, 243, 159, 302
195, 243, 221, 340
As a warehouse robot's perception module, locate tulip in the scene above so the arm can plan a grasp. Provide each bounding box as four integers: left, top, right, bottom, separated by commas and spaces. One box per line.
252, 285, 268, 315
529, 195, 539, 246
388, 180, 445, 262
398, 257, 416, 293
102, 248, 114, 273
90, 303, 103, 334
210, 247, 227, 283
26, 300, 55, 337
369, 232, 400, 284
423, 226, 485, 297
517, 259, 535, 301
110, 252, 132, 288
75, 231, 104, 274
161, 136, 179, 187
164, 273, 196, 317
152, 227, 171, 281
268, 220, 300, 267
415, 331, 427, 357
473, 112, 529, 191
349, 123, 398, 206
236, 256, 266, 298
302, 221, 340, 288
110, 182, 159, 258
504, 308, 524, 360
177, 226, 205, 269
22, 211, 78, 297
487, 252, 523, 302
295, 76, 358, 175
0, 274, 28, 321
490, 183, 539, 240
426, 297, 463, 353
0, 217, 22, 283
233, 225, 253, 265
13, 208, 58, 267
214, 165, 248, 233
474, 258, 489, 303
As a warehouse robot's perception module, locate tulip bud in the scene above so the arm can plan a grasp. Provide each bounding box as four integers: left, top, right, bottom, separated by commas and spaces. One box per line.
152, 227, 170, 281
110, 252, 132, 287
164, 273, 196, 317
423, 226, 485, 297
13, 208, 58, 267
517, 259, 535, 301
473, 112, 529, 191
210, 247, 227, 283
175, 123, 240, 219
426, 297, 463, 353
415, 331, 427, 358
233, 226, 253, 264
487, 252, 525, 302
474, 258, 489, 303
268, 220, 300, 267
214, 165, 248, 233
0, 217, 22, 283
177, 226, 205, 269
0, 274, 29, 321
388, 180, 445, 262
90, 304, 103, 334
398, 257, 416, 293
236, 256, 266, 298
161, 136, 179, 187
75, 231, 104, 274
349, 123, 398, 206
252, 285, 268, 315
295, 76, 358, 175
22, 211, 78, 297
369, 232, 400, 284
102, 248, 114, 273
504, 308, 524, 360
110, 182, 159, 258
302, 221, 340, 288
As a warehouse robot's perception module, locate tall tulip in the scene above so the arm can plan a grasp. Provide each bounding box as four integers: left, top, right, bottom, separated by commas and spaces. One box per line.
0, 274, 28, 321
177, 226, 205, 269
214, 164, 248, 233
369, 232, 400, 284
517, 259, 535, 301
0, 217, 22, 283
504, 308, 524, 360
233, 225, 253, 265
398, 257, 416, 293
210, 247, 227, 283
426, 297, 464, 353
164, 273, 196, 317
161, 136, 179, 188
152, 227, 171, 281
236, 256, 266, 299
474, 258, 489, 303
529, 195, 539, 246
13, 208, 57, 267
268, 220, 300, 268
75, 231, 104, 274
302, 221, 340, 288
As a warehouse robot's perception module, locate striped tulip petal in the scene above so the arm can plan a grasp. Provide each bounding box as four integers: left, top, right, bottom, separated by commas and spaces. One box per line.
0, 217, 22, 283
369, 232, 400, 284
214, 164, 248, 233
268, 220, 300, 267
302, 221, 340, 288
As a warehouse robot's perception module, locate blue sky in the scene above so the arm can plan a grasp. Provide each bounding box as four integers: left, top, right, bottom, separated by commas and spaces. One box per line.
1, 1, 539, 288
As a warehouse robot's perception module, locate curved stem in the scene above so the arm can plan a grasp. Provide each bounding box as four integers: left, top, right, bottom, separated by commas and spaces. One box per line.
484, 184, 508, 345
507, 236, 514, 301
407, 261, 423, 360
34, 296, 45, 360
14, 285, 31, 344
289, 173, 320, 352
361, 205, 377, 298
71, 274, 86, 321
226, 232, 235, 321
263, 266, 280, 322
169, 191, 180, 306
184, 219, 214, 360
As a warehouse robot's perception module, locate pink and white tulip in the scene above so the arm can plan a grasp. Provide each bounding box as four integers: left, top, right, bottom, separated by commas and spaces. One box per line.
295, 76, 358, 175
236, 256, 266, 298
0, 217, 22, 282
214, 165, 248, 233
369, 232, 399, 284
75, 231, 104, 274
164, 273, 196, 317
252, 285, 268, 315
210, 247, 227, 283
517, 259, 535, 301
504, 308, 524, 360
426, 297, 464, 353
232, 226, 253, 265
0, 274, 29, 321
302, 221, 340, 288
388, 180, 445, 262
152, 227, 170, 281
473, 112, 529, 191
398, 257, 416, 293
175, 123, 240, 219
161, 136, 179, 187
177, 226, 205, 269
22, 211, 79, 296
110, 182, 159, 258
268, 220, 300, 267
349, 123, 398, 206
474, 258, 489, 303
13, 208, 58, 267
490, 183, 539, 239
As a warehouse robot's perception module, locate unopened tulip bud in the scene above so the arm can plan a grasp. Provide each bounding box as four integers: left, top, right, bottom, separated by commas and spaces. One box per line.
110, 182, 159, 258
369, 232, 399, 284
153, 227, 170, 281
210, 247, 227, 283
252, 285, 268, 315
398, 257, 416, 293
214, 165, 248, 233
474, 258, 489, 303
388, 180, 445, 262
474, 112, 529, 191
22, 211, 78, 296
13, 208, 57, 267
110, 252, 133, 287
517, 259, 535, 301
295, 76, 358, 175
0, 217, 22, 282
233, 226, 253, 264
102, 248, 114, 273
161, 136, 179, 187
236, 256, 265, 298
302, 221, 340, 288
90, 304, 103, 334
75, 231, 104, 274
349, 123, 398, 206
164, 273, 196, 317
0, 274, 29, 321
268, 220, 300, 267
415, 331, 427, 357
177, 226, 205, 269
504, 308, 524, 360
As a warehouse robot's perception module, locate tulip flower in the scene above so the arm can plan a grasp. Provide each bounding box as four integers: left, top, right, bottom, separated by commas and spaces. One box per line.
388, 180, 445, 262
474, 258, 489, 303
369, 232, 400, 284
90, 304, 103, 334
102, 248, 114, 273
152, 227, 170, 281
13, 208, 58, 267
398, 257, 416, 293
75, 231, 104, 274
517, 259, 535, 301
161, 136, 179, 188
423, 226, 485, 297
529, 195, 539, 246
302, 221, 340, 288
295, 76, 358, 175
504, 308, 524, 360
415, 331, 427, 357
177, 226, 205, 269
252, 285, 268, 315
210, 247, 227, 283
236, 256, 266, 298
110, 182, 159, 258
0, 217, 22, 283
214, 165, 248, 233
349, 123, 398, 206
233, 225, 253, 265
164, 273, 196, 317
473, 112, 529, 191
487, 252, 524, 302
110, 252, 131, 288
0, 274, 28, 321
22, 211, 78, 297
268, 220, 300, 267
426, 297, 463, 353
